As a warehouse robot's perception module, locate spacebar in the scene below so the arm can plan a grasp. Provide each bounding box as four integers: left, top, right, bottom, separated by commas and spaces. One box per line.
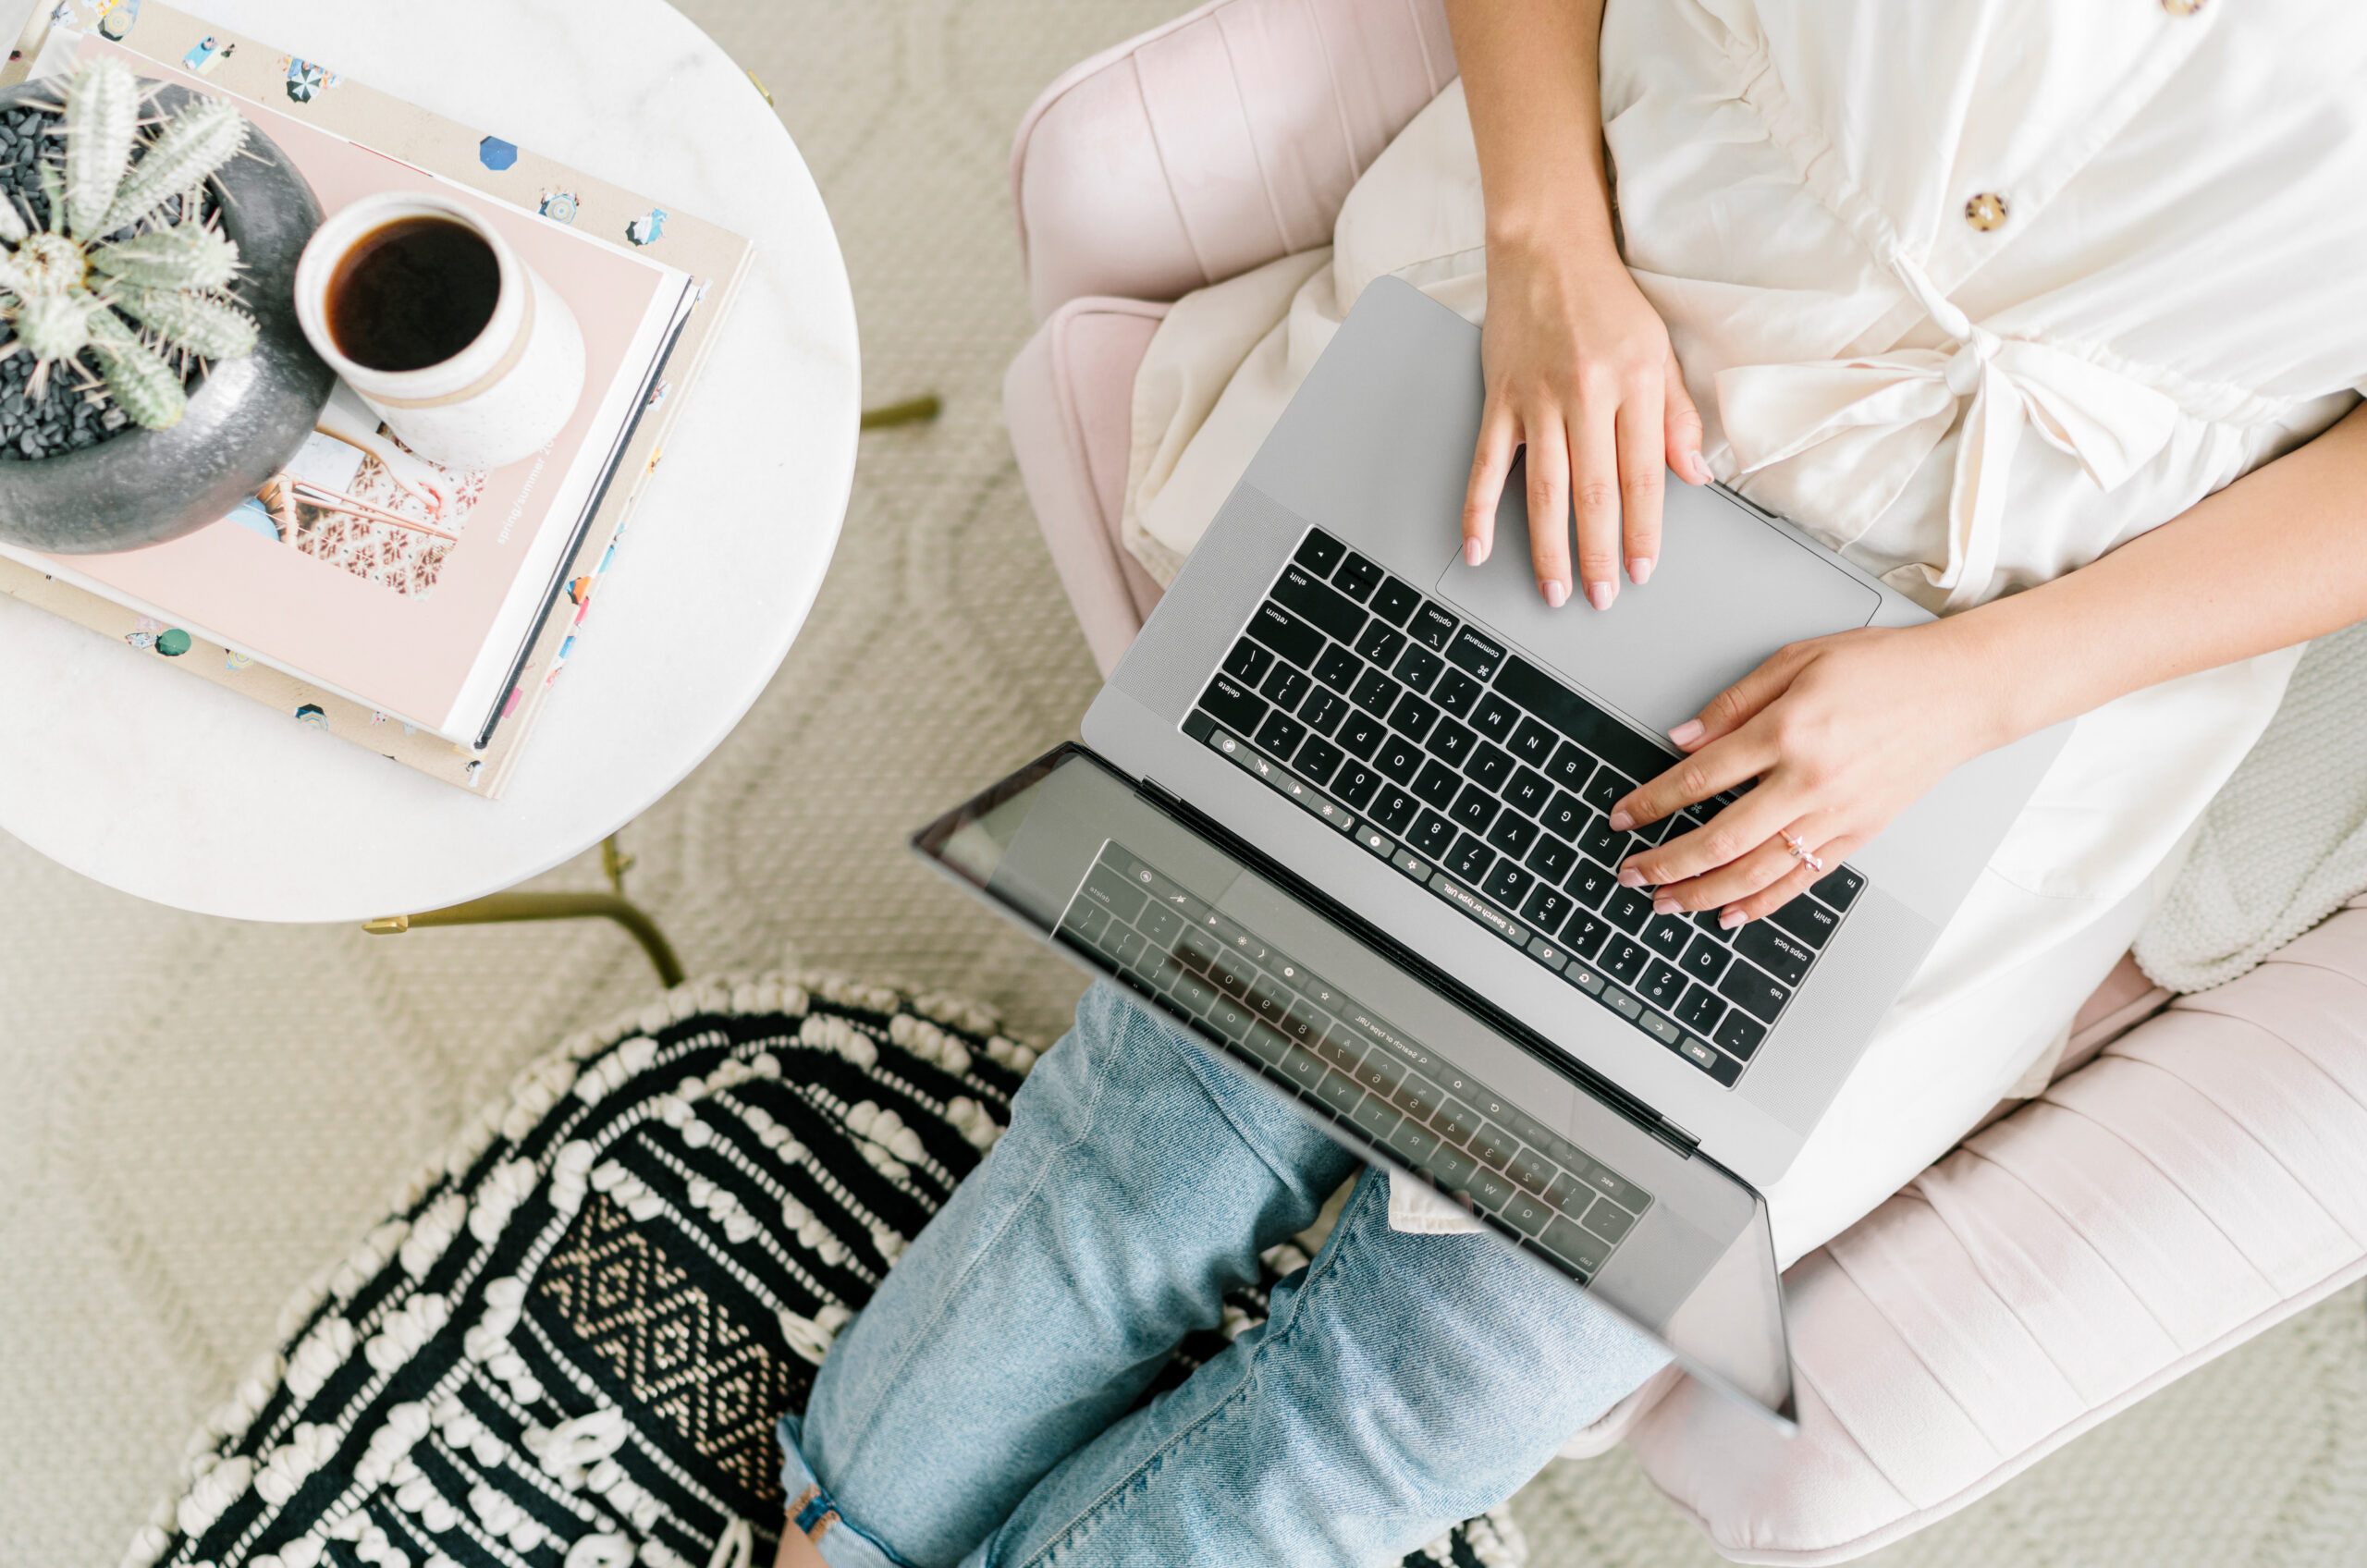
1493, 657, 1674, 785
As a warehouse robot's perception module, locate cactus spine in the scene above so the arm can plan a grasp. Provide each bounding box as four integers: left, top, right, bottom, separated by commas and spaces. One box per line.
0, 60, 258, 431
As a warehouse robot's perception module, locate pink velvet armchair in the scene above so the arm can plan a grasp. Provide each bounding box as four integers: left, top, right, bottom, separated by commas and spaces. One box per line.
1000, 3, 2367, 1560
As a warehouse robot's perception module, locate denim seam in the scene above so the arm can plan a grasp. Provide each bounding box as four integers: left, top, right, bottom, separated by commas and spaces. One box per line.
1010, 1174, 1380, 1568
828, 1033, 1124, 1464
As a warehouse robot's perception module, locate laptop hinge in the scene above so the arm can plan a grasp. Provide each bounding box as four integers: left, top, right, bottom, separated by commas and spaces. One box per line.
1136, 773, 1691, 1153
1652, 1119, 1701, 1158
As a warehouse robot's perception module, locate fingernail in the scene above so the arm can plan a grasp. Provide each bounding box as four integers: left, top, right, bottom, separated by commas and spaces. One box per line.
1685, 451, 1713, 485
1608, 809, 1634, 830
1627, 556, 1654, 586
1652, 895, 1682, 916
1542, 578, 1567, 608
1720, 906, 1747, 930
1466, 537, 1486, 566
1668, 719, 1704, 747
1587, 581, 1614, 611
1617, 867, 1646, 888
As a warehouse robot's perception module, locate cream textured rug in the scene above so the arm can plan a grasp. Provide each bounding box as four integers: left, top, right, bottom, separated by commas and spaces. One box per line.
3, 3, 2362, 1563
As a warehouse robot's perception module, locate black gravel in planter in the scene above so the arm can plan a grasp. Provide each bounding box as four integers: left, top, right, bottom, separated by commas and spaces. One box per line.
0, 103, 215, 462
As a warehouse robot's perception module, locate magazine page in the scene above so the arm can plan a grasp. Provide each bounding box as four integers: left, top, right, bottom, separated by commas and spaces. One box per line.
0, 31, 682, 738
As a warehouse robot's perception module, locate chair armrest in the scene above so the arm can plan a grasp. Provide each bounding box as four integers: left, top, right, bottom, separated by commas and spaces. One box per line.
1627, 908, 2367, 1564
1011, 0, 1454, 319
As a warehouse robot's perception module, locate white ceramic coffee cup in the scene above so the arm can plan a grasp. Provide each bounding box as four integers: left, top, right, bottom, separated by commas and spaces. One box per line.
293, 190, 585, 471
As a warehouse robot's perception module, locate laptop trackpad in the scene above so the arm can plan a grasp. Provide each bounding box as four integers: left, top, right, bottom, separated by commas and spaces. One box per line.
1433, 473, 1882, 737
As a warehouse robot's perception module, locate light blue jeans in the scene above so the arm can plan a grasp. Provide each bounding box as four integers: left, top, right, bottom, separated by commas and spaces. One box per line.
778, 983, 1668, 1568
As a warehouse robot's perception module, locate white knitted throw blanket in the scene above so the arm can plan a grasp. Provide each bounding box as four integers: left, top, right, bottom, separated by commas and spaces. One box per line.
2137, 619, 2367, 992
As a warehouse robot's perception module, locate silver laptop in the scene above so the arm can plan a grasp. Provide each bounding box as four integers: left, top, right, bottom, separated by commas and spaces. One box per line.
914, 277, 2068, 1427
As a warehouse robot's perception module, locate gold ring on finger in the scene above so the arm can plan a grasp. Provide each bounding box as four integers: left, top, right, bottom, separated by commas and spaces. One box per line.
1783, 831, 1824, 875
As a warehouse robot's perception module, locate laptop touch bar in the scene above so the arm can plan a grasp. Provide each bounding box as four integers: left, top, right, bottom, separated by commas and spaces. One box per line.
1184, 526, 1867, 1089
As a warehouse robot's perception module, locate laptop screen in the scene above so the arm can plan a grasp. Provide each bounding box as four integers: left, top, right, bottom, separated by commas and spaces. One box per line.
914, 744, 1797, 1428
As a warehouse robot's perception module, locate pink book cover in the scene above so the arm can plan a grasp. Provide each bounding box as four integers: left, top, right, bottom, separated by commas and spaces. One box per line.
0, 31, 685, 739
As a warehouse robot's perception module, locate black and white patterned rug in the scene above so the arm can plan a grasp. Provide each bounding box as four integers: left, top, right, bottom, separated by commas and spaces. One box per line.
127, 975, 1523, 1568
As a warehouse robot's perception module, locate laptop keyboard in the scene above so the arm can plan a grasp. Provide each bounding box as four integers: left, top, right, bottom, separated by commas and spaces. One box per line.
1060, 841, 1653, 1282
1184, 526, 1865, 1089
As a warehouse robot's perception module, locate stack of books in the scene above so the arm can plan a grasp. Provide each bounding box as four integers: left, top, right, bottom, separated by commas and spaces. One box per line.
0, 3, 753, 795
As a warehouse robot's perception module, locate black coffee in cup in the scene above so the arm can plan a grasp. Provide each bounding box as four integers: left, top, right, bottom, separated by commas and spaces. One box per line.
325, 214, 500, 373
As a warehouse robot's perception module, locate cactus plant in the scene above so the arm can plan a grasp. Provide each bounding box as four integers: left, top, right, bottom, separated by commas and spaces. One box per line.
0, 59, 258, 433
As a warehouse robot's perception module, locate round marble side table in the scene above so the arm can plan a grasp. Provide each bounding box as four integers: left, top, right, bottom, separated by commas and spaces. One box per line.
0, 0, 861, 924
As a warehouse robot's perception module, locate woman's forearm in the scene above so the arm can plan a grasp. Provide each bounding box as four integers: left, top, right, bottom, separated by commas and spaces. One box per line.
1954, 400, 2367, 745
1446, 0, 1622, 268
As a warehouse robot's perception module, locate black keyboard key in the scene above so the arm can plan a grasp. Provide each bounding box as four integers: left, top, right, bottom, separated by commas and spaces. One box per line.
1224, 637, 1275, 685
1355, 620, 1409, 668
1769, 894, 1841, 949
1675, 983, 1726, 1035
1299, 687, 1350, 737
1580, 1202, 1636, 1244
1466, 743, 1515, 792
1314, 643, 1362, 692
1337, 710, 1387, 760
1507, 718, 1559, 767
1394, 644, 1445, 693
1432, 1099, 1483, 1146
1541, 1216, 1610, 1276
1603, 885, 1653, 934
1449, 784, 1501, 834
1259, 663, 1313, 712
1315, 1070, 1365, 1117
1581, 769, 1635, 815
1717, 960, 1789, 1023
1350, 667, 1404, 717
1388, 692, 1441, 742
1199, 673, 1269, 737
1444, 626, 1506, 680
1577, 815, 1634, 866
1526, 836, 1578, 885
1409, 811, 1456, 860
1278, 999, 1327, 1047
1432, 668, 1484, 717
1812, 865, 1866, 912
1333, 551, 1385, 602
1294, 735, 1345, 788
1566, 862, 1615, 908
1254, 709, 1307, 761
1563, 913, 1610, 959
1539, 790, 1587, 840
1602, 937, 1650, 985
1391, 1072, 1446, 1121
1503, 766, 1554, 816
1371, 578, 1423, 626
1294, 528, 1345, 575
1353, 1050, 1405, 1096
1408, 603, 1460, 652
1521, 885, 1574, 937
1367, 786, 1418, 837
1138, 903, 1184, 949
1467, 1121, 1522, 1171
1411, 759, 1462, 809
1245, 600, 1323, 668
1270, 566, 1366, 645
1642, 914, 1690, 960
1482, 859, 1535, 909
1375, 732, 1424, 785
1715, 1010, 1769, 1061
1332, 761, 1382, 809
1446, 834, 1496, 885
1678, 933, 1733, 983
1494, 655, 1674, 787
1485, 812, 1539, 858
1425, 717, 1478, 769
1640, 960, 1686, 1011
1735, 921, 1815, 986
1469, 692, 1521, 742
1542, 741, 1594, 791
1505, 1146, 1559, 1197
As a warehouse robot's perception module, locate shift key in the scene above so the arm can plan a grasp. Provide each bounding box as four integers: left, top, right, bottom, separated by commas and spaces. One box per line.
1735, 921, 1814, 986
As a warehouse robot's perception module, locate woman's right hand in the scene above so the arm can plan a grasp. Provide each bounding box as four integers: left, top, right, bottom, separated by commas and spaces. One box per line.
1462, 232, 1711, 609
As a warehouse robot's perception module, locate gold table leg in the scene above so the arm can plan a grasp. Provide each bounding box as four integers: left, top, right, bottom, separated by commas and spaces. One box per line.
364, 834, 684, 987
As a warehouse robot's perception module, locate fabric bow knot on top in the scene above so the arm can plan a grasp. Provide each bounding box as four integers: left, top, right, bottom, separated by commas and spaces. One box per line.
1714, 251, 2179, 611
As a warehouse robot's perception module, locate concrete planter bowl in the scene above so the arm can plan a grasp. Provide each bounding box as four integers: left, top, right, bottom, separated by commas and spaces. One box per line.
0, 80, 336, 554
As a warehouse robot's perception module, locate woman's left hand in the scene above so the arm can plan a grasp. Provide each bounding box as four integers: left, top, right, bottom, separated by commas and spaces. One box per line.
1606, 619, 2011, 925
